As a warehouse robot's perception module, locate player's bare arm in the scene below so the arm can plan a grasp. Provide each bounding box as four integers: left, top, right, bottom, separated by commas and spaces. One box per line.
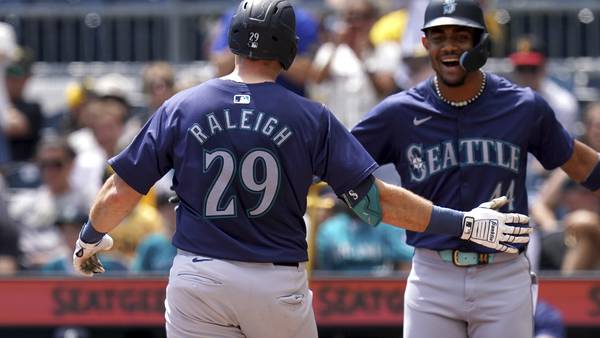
376, 179, 434, 232
560, 139, 600, 196
72, 173, 142, 276
90, 173, 142, 233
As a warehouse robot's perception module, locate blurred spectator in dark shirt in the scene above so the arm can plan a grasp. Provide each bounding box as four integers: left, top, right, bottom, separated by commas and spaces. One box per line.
0, 175, 19, 274
0, 22, 18, 166
4, 47, 43, 162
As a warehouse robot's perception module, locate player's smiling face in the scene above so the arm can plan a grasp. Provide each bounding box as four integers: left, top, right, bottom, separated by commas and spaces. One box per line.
422, 25, 477, 86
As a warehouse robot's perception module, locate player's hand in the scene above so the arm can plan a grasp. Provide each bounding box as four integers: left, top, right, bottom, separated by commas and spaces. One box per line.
461, 196, 531, 254
72, 235, 113, 276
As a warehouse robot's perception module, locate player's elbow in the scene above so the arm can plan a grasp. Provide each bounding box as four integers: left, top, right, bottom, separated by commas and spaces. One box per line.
100, 174, 143, 208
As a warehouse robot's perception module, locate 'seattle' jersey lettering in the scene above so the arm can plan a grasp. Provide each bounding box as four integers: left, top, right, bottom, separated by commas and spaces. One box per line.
352, 73, 574, 253
407, 138, 521, 182
109, 78, 377, 263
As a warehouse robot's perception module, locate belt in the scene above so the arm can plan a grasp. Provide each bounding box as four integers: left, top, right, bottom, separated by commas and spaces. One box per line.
177, 249, 300, 267
438, 249, 517, 267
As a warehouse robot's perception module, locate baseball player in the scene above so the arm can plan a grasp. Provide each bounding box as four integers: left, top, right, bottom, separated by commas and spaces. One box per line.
72, 1, 531, 337
352, 1, 600, 338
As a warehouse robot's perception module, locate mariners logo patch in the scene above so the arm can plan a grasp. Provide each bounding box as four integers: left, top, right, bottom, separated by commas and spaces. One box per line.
443, 0, 457, 14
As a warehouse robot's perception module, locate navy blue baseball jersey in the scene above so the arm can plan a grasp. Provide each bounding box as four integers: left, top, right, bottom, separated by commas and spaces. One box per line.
110, 78, 377, 262
352, 73, 574, 253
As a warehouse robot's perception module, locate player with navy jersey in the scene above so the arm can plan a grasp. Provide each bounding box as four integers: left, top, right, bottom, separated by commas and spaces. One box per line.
71, 1, 531, 337
352, 1, 600, 338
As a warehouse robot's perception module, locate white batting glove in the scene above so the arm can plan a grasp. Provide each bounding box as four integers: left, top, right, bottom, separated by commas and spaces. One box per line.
461, 196, 531, 254
72, 235, 114, 277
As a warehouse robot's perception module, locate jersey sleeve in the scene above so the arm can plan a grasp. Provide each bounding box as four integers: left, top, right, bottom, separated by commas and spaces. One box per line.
108, 105, 176, 194
313, 106, 378, 194
528, 92, 575, 170
351, 98, 397, 165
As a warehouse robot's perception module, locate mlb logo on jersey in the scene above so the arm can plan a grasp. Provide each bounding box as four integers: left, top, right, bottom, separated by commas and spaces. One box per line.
234, 95, 251, 104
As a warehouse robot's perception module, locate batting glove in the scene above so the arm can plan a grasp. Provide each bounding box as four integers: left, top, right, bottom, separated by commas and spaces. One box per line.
72, 235, 114, 277
461, 196, 531, 254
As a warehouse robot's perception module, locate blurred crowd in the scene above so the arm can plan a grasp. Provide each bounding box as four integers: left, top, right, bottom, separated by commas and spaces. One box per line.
0, 0, 598, 295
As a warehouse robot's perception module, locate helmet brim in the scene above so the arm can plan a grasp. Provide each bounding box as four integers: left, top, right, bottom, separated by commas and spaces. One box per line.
422, 17, 485, 31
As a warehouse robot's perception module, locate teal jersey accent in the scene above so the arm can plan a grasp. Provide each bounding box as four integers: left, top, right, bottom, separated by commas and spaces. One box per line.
350, 181, 382, 226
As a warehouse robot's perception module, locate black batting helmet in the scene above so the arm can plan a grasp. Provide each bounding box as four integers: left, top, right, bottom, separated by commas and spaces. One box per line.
422, 0, 490, 72
228, 0, 298, 70
422, 0, 486, 32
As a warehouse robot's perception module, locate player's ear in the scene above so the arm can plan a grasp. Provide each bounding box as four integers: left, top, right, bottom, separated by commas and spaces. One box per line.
421, 35, 430, 51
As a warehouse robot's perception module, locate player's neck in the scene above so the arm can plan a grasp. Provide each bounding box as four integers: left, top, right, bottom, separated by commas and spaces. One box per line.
222, 58, 280, 84
434, 71, 485, 106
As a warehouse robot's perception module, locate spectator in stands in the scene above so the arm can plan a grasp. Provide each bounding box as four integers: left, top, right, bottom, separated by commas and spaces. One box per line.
209, 1, 319, 97
509, 34, 580, 136
42, 208, 128, 275
0, 176, 20, 275
531, 102, 600, 272
509, 35, 582, 271
45, 77, 94, 135
90, 96, 130, 175
123, 62, 176, 145
0, 22, 18, 166
79, 91, 166, 263
69, 75, 133, 197
131, 190, 177, 273
561, 209, 600, 273
142, 61, 176, 114
4, 47, 43, 162
392, 44, 433, 93
309, 0, 396, 129
10, 136, 93, 269
535, 300, 566, 338
316, 200, 413, 273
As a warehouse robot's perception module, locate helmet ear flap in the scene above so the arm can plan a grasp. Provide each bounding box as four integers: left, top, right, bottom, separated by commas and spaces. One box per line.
460, 32, 490, 72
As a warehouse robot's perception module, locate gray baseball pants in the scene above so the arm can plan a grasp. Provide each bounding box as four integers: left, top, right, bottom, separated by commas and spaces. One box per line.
403, 248, 535, 338
165, 251, 317, 338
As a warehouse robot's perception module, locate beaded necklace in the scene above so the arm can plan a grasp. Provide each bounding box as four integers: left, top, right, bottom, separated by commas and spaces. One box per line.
434, 71, 487, 107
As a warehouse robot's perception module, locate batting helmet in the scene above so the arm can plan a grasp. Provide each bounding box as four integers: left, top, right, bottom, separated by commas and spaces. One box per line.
228, 0, 298, 70
422, 0, 490, 72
